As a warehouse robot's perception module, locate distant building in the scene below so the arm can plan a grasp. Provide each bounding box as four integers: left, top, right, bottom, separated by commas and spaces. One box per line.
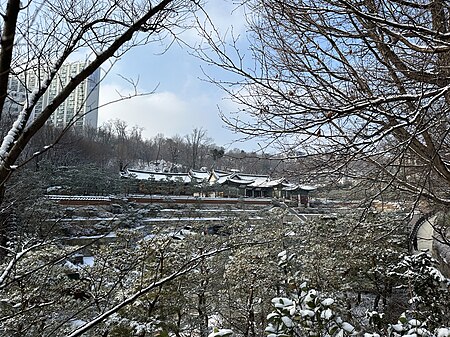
4, 61, 100, 129
121, 168, 316, 206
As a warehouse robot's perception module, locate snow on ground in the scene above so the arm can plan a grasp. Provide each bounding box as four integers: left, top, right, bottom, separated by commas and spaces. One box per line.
159, 208, 264, 213
142, 216, 263, 222
83, 256, 94, 266
69, 319, 87, 328
70, 232, 117, 240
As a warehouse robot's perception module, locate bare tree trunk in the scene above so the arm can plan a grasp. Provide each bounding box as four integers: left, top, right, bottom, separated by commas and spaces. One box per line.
0, 2, 21, 254
245, 285, 256, 337
198, 292, 209, 337
0, 0, 21, 118
0, 185, 7, 261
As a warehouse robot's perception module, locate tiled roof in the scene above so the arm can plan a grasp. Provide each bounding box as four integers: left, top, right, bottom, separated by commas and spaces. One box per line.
122, 168, 316, 191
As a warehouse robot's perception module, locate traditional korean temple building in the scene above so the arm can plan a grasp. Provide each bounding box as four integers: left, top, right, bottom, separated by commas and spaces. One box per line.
121, 168, 315, 206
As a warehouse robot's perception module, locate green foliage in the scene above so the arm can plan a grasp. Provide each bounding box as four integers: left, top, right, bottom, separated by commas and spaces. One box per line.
0, 243, 93, 336
263, 248, 357, 337
47, 165, 122, 195
389, 252, 450, 330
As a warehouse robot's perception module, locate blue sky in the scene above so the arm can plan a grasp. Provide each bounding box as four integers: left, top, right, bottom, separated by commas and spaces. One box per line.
98, 1, 257, 151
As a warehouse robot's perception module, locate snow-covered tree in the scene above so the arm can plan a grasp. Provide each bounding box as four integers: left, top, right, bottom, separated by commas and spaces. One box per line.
0, 229, 233, 337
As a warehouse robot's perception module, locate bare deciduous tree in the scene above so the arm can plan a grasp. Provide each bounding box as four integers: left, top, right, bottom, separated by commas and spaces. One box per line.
186, 127, 211, 169
199, 0, 450, 208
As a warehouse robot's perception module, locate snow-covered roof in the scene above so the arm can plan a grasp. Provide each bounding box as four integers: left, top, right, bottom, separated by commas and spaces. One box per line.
234, 173, 270, 181
214, 169, 232, 176
215, 174, 231, 184
122, 168, 316, 191
227, 177, 254, 185
124, 169, 192, 183
189, 169, 210, 182
249, 177, 286, 188
209, 169, 232, 181
298, 185, 316, 191
207, 170, 233, 184
47, 195, 111, 202
282, 183, 316, 191
217, 173, 284, 188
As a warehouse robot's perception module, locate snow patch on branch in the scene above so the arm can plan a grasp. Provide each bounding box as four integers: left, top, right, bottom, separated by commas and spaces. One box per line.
208, 328, 233, 337
0, 240, 43, 288
0, 88, 40, 165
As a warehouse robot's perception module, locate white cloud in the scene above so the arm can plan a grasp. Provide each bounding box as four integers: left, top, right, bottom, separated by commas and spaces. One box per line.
98, 83, 237, 146
96, 1, 257, 151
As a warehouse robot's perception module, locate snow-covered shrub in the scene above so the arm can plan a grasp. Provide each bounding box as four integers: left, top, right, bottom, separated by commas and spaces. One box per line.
263, 249, 450, 337
265, 282, 356, 337
389, 252, 450, 329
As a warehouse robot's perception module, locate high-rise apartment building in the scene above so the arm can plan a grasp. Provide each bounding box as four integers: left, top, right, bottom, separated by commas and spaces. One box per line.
5, 61, 100, 129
